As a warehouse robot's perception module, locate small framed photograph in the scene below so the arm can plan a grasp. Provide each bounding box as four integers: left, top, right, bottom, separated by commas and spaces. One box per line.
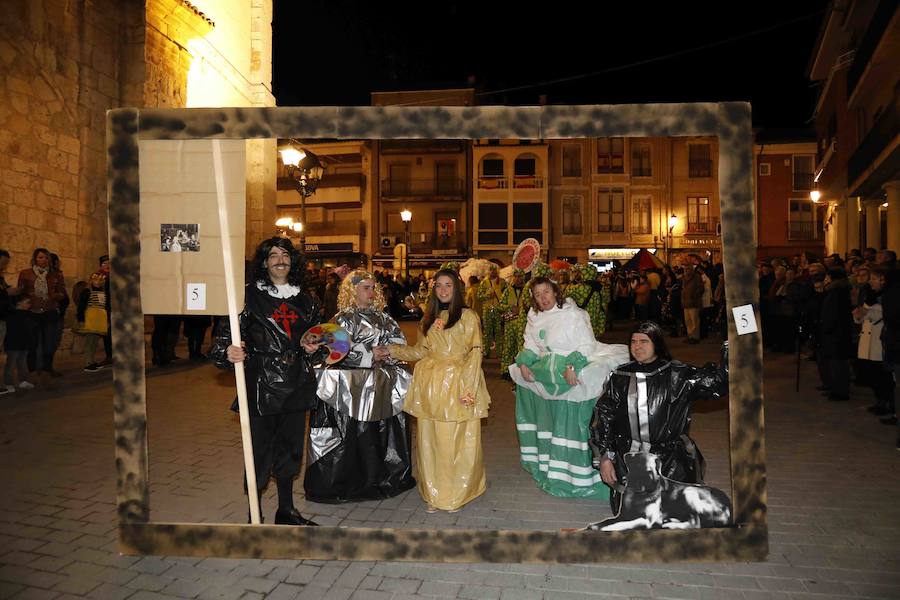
160, 223, 199, 252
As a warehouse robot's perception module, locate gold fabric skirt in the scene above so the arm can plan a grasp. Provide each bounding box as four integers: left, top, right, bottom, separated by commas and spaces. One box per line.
415, 417, 486, 511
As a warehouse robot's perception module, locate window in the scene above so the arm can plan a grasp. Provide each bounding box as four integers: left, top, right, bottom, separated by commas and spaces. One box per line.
388, 163, 411, 195
631, 145, 651, 177
632, 196, 652, 234
435, 161, 458, 195
788, 198, 816, 240
597, 137, 624, 173
482, 158, 504, 177
514, 157, 536, 176
513, 156, 542, 188
478, 203, 507, 245
562, 195, 582, 235
688, 144, 712, 177
597, 187, 625, 232
687, 196, 710, 232
792, 155, 814, 191
759, 162, 771, 176
562, 144, 582, 177
513, 203, 542, 243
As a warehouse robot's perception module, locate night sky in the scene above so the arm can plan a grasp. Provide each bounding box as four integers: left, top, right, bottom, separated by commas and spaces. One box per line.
273, 0, 828, 130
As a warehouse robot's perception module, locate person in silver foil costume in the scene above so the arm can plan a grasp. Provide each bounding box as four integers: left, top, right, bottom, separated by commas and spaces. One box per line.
589, 321, 728, 512
303, 270, 416, 503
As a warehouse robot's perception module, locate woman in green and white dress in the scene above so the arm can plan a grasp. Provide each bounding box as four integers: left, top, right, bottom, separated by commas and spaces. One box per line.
509, 276, 628, 498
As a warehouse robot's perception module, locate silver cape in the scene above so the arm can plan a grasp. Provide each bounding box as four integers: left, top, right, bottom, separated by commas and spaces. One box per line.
314, 308, 411, 422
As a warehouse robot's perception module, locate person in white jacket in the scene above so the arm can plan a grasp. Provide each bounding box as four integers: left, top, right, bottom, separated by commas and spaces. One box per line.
508, 276, 628, 498
853, 269, 894, 416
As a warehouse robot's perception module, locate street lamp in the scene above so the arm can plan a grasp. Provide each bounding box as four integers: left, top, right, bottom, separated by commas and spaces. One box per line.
810, 189, 821, 203
400, 209, 412, 279
279, 146, 324, 250
667, 213, 678, 264
274, 217, 304, 238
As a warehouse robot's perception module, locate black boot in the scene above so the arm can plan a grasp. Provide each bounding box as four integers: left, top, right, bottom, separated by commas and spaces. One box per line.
274, 477, 318, 526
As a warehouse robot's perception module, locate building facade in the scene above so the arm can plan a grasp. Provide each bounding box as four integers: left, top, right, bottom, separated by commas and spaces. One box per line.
808, 0, 899, 255
548, 136, 722, 267
472, 140, 549, 264
754, 138, 823, 260
275, 141, 372, 269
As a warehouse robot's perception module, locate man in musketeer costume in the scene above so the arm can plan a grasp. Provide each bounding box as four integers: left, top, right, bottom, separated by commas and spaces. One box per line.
303, 270, 416, 503
210, 237, 321, 525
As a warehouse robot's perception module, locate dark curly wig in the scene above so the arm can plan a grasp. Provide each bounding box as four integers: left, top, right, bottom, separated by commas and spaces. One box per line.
252, 236, 305, 291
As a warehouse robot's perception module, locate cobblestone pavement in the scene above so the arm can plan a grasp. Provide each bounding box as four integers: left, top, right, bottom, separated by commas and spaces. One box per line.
0, 325, 898, 599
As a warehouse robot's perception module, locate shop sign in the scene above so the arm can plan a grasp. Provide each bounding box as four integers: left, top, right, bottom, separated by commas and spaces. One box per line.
304, 243, 354, 253
588, 248, 658, 261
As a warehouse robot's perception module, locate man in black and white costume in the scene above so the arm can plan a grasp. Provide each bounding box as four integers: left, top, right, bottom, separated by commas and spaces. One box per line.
211, 237, 322, 525
589, 321, 728, 513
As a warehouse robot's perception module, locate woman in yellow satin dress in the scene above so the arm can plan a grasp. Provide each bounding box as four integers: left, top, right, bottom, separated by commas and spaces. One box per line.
376, 268, 491, 512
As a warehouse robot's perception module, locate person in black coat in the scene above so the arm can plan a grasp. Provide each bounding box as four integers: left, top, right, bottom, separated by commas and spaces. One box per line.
589, 321, 728, 511
210, 237, 323, 526
816, 268, 853, 401
879, 269, 900, 442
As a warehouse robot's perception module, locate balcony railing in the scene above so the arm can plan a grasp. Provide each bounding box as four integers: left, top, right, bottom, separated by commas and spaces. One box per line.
381, 178, 464, 199
793, 173, 814, 191
685, 217, 719, 235
477, 176, 508, 189
689, 159, 712, 178
277, 173, 364, 191
787, 220, 821, 241
386, 231, 467, 254
301, 220, 366, 237
512, 175, 544, 189
848, 104, 899, 190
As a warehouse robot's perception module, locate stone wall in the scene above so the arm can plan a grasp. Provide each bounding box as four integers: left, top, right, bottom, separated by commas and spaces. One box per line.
0, 0, 275, 342
0, 0, 141, 288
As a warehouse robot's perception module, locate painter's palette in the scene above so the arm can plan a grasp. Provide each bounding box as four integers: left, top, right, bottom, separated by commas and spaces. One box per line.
302, 323, 351, 364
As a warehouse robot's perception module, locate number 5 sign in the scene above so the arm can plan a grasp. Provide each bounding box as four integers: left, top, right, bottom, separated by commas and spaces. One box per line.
731, 304, 759, 335
186, 283, 206, 311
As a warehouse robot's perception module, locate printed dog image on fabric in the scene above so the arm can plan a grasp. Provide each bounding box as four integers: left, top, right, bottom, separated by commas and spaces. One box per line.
160, 224, 199, 252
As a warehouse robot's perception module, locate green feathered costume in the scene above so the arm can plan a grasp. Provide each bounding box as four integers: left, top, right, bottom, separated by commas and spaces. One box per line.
499, 269, 530, 375
566, 263, 608, 339
477, 266, 507, 359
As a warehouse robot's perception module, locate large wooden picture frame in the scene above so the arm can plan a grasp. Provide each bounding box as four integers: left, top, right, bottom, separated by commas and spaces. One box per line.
109, 103, 767, 562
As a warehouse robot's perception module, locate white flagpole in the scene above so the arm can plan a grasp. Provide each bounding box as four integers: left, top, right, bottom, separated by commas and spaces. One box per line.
212, 140, 261, 525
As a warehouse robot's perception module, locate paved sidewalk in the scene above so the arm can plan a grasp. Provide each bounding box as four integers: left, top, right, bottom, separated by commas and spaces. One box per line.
1, 326, 899, 599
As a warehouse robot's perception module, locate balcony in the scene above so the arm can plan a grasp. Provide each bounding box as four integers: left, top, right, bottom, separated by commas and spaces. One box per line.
477, 176, 509, 189
380, 178, 464, 200
277, 172, 364, 191
301, 220, 366, 237
386, 231, 468, 254
847, 0, 897, 99
793, 173, 814, 191
786, 221, 821, 242
848, 105, 900, 196
512, 175, 545, 189
685, 217, 719, 235
689, 159, 712, 178
379, 140, 466, 154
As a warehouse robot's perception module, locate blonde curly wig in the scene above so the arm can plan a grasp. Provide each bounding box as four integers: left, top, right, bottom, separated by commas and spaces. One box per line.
337, 269, 386, 312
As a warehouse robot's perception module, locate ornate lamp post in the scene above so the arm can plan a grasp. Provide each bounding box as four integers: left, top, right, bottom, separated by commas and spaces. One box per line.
279, 146, 324, 250
667, 213, 678, 265
400, 209, 412, 279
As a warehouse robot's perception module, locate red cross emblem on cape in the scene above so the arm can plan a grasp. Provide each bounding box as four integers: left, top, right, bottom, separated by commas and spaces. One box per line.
271, 303, 299, 339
